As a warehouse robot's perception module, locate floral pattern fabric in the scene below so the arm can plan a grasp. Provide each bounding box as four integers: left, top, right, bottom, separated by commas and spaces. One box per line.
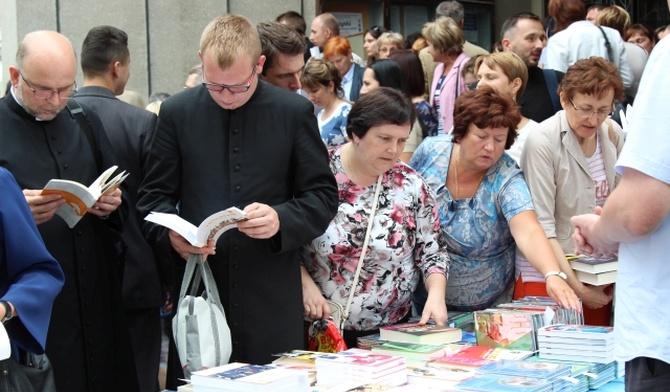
300, 146, 449, 331
318, 102, 351, 147
415, 100, 439, 137
409, 136, 533, 311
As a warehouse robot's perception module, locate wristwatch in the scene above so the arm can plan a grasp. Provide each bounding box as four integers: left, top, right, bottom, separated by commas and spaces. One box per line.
0, 301, 13, 323
544, 271, 568, 281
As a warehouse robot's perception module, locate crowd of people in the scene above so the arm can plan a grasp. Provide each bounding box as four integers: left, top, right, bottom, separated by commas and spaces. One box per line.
0, 1, 668, 391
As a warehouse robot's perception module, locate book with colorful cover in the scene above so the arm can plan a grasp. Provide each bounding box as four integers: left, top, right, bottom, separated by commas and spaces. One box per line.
371, 341, 448, 361
474, 309, 543, 351
568, 255, 618, 274
379, 322, 462, 345
537, 325, 614, 341
406, 364, 476, 388
190, 362, 308, 391
272, 350, 334, 367
314, 349, 405, 374
476, 359, 571, 380
454, 374, 552, 391
428, 346, 535, 369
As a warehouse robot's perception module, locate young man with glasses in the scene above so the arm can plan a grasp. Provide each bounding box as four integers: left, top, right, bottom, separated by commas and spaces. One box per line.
0, 30, 139, 391
137, 14, 338, 389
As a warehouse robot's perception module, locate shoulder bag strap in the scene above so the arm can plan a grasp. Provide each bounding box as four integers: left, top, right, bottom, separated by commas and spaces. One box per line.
66, 99, 102, 172
342, 175, 383, 323
596, 25, 614, 62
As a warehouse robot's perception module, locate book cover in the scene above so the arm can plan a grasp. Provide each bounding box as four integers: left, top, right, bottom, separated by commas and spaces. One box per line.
454, 374, 552, 391
145, 207, 247, 246
406, 364, 476, 387
429, 346, 534, 369
379, 322, 462, 345
537, 325, 614, 340
371, 342, 447, 361
569, 255, 617, 274
190, 362, 307, 390
474, 310, 541, 351
314, 349, 405, 374
41, 165, 128, 228
477, 359, 570, 380
574, 270, 617, 286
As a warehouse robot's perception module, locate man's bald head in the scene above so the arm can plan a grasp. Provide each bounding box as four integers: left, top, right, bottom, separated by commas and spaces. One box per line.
10, 31, 77, 120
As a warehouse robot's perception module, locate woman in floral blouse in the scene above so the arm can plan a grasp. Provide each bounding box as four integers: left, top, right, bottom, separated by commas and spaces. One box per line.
300, 88, 449, 348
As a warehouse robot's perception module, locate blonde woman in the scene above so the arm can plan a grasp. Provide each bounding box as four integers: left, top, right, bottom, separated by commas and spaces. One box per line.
377, 32, 405, 60
422, 17, 469, 134
301, 59, 352, 147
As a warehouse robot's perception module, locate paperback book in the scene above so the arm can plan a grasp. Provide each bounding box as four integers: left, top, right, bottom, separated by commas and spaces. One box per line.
190, 362, 308, 391
454, 373, 552, 391
574, 270, 617, 286
428, 346, 535, 369
379, 322, 462, 345
474, 309, 544, 351
145, 207, 247, 246
41, 165, 128, 228
568, 255, 618, 274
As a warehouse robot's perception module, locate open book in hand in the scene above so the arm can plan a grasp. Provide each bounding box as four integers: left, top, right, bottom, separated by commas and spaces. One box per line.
144, 207, 247, 247
41, 165, 128, 228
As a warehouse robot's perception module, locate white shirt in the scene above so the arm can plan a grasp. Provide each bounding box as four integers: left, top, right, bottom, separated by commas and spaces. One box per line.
508, 119, 538, 164
613, 36, 670, 365
546, 21, 633, 91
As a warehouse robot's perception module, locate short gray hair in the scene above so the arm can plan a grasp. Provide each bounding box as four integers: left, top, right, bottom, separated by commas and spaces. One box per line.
436, 1, 464, 25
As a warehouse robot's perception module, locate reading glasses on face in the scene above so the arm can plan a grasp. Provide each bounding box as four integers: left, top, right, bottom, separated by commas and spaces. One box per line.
569, 97, 613, 119
19, 71, 77, 100
202, 68, 256, 94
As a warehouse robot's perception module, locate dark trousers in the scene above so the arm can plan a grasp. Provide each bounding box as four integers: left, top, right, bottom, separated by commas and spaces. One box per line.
626, 357, 670, 391
126, 308, 161, 392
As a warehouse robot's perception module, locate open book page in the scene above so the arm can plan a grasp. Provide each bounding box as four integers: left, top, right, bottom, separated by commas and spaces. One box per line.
41, 165, 128, 228
145, 207, 247, 247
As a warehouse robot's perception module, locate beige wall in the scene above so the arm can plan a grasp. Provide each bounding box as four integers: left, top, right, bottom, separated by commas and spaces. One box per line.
1, 0, 313, 100
0, 0, 545, 99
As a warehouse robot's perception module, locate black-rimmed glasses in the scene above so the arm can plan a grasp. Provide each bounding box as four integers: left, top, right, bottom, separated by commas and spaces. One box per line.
202, 68, 256, 94
19, 71, 76, 100
568, 97, 613, 119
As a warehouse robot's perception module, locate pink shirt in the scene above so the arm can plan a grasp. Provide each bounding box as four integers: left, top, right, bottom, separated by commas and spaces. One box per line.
429, 52, 470, 133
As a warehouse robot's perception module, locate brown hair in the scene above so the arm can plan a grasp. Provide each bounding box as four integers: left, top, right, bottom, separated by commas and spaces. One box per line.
451, 86, 521, 149
558, 56, 624, 102
548, 0, 585, 32
389, 49, 425, 98
300, 58, 344, 98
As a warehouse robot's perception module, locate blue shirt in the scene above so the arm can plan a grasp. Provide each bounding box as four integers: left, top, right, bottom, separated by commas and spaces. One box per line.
409, 136, 533, 310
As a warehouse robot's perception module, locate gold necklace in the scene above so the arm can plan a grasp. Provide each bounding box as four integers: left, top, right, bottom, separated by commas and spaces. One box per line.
453, 145, 486, 199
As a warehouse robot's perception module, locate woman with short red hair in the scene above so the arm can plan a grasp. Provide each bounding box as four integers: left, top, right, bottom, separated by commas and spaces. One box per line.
323, 36, 364, 102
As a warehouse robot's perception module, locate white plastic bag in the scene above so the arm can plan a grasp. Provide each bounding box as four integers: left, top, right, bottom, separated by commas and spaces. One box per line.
173, 254, 231, 378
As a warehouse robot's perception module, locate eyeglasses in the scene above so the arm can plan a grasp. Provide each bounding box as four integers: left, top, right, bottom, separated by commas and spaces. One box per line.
202, 68, 256, 94
568, 97, 613, 119
19, 71, 76, 100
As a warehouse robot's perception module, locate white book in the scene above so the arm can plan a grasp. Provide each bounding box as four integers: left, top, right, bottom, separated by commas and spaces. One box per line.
145, 207, 247, 246
41, 165, 128, 228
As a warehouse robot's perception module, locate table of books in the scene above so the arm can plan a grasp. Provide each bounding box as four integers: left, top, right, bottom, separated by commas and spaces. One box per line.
176, 296, 627, 391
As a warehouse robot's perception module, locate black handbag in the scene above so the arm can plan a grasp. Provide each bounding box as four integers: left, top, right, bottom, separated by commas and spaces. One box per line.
0, 350, 56, 392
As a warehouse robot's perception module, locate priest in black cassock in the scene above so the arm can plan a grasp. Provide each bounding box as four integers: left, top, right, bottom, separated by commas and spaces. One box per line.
0, 31, 139, 392
137, 13, 338, 388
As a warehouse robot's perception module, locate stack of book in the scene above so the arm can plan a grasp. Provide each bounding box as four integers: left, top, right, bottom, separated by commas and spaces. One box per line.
314, 348, 407, 387
525, 356, 590, 392
568, 255, 618, 286
370, 341, 458, 362
271, 350, 339, 385
473, 359, 572, 391
537, 325, 615, 364
189, 362, 309, 391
